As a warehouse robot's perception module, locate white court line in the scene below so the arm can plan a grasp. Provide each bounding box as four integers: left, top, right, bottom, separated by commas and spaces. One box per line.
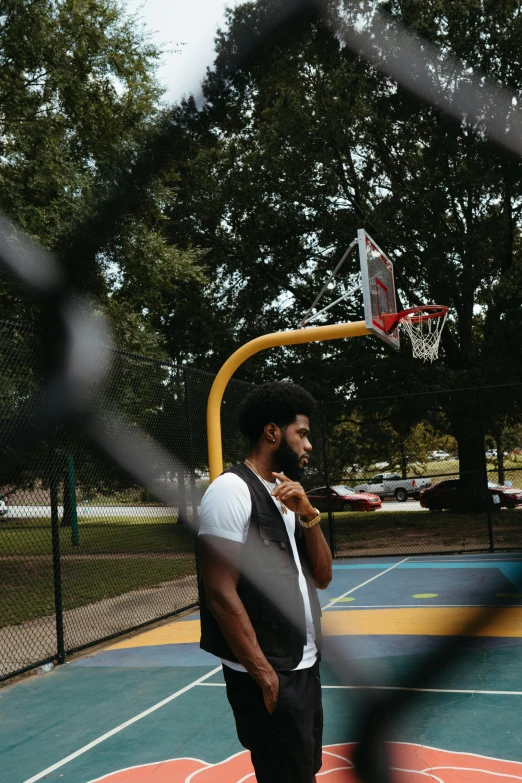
425, 768, 522, 782
322, 557, 410, 610
196, 683, 522, 695
21, 665, 222, 783
321, 685, 522, 696
320, 598, 522, 612
407, 559, 522, 564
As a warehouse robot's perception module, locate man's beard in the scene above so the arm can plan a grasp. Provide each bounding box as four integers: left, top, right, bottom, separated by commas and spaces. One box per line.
274, 435, 306, 481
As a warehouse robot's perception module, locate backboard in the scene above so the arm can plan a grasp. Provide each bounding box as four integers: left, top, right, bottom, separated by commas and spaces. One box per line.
358, 228, 400, 350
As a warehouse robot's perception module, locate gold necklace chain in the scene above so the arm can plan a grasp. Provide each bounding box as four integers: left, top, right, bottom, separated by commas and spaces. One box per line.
244, 459, 288, 515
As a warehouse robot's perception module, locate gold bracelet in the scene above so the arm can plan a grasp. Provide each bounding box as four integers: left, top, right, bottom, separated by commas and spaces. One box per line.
299, 508, 321, 529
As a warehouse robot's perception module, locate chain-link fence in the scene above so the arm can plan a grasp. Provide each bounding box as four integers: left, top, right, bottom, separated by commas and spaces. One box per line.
0, 318, 333, 681
0, 321, 201, 681
1, 316, 522, 681
320, 386, 522, 557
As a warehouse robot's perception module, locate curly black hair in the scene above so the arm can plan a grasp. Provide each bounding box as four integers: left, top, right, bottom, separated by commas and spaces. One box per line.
238, 382, 315, 444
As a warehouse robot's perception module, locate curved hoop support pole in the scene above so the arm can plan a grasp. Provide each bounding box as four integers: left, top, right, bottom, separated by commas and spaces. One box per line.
207, 320, 370, 482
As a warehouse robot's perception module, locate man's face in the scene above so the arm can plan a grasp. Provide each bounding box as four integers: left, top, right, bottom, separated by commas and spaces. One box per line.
274, 414, 312, 481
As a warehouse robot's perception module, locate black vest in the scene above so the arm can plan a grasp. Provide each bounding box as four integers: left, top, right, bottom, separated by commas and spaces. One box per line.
199, 463, 323, 670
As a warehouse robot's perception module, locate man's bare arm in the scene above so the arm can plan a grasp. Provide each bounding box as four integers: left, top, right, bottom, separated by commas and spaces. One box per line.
271, 473, 332, 589
199, 534, 279, 712
301, 523, 333, 589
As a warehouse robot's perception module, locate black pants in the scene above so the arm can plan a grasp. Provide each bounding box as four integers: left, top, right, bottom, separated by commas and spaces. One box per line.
223, 660, 323, 783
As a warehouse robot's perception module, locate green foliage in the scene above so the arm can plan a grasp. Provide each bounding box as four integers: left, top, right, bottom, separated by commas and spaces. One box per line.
168, 0, 522, 391
158, 0, 522, 491
0, 0, 208, 355
328, 408, 457, 478
0, 0, 162, 247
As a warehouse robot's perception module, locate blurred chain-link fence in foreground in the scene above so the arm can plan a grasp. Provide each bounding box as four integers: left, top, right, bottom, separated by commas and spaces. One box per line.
1, 318, 521, 681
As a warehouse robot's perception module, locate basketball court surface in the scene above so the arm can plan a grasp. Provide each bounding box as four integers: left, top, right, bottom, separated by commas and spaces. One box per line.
2, 553, 522, 782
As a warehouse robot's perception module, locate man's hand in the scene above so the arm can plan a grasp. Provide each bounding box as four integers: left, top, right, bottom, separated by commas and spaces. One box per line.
258, 669, 280, 714
271, 472, 316, 519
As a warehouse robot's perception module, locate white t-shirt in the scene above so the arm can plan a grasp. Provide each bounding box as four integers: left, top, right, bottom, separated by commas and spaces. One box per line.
199, 471, 318, 671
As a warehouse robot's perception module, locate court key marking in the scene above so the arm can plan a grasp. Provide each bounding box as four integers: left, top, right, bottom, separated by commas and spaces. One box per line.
322, 557, 410, 610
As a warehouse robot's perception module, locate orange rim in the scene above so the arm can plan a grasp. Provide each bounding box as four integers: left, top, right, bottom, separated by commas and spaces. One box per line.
383, 305, 448, 334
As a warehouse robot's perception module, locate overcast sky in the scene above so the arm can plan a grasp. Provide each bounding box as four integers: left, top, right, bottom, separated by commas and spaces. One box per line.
125, 0, 242, 105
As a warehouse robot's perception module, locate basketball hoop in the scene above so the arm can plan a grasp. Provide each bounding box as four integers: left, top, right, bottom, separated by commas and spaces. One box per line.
382, 305, 449, 362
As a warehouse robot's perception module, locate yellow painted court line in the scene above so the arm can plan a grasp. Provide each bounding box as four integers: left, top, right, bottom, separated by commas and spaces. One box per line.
322, 607, 522, 638
108, 606, 522, 651
107, 619, 201, 648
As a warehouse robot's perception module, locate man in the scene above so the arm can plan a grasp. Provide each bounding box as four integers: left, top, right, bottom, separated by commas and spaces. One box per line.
198, 381, 332, 782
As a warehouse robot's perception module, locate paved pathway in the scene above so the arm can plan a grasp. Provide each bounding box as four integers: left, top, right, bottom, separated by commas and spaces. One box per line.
0, 574, 198, 678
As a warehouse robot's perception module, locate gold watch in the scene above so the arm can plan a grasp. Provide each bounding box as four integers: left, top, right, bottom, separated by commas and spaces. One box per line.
299, 508, 321, 529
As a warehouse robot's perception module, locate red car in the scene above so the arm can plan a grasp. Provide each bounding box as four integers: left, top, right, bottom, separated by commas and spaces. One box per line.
306, 485, 382, 512
420, 479, 522, 511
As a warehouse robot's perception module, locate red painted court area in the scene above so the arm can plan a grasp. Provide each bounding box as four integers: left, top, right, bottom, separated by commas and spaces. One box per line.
93, 744, 522, 782
6, 555, 522, 783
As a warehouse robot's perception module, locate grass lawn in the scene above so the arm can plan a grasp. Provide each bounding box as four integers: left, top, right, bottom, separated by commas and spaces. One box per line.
350, 456, 522, 486
0, 518, 195, 556
416, 457, 522, 485
0, 518, 197, 627
2, 507, 520, 629
321, 508, 522, 556
0, 556, 196, 627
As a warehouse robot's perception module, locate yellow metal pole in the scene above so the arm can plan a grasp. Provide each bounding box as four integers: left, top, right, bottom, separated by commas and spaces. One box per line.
207, 320, 370, 482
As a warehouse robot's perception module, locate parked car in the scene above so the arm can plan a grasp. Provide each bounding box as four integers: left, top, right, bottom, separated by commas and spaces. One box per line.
0, 496, 6, 517
353, 472, 431, 502
428, 450, 451, 461
420, 480, 522, 511
485, 449, 508, 458
306, 485, 381, 512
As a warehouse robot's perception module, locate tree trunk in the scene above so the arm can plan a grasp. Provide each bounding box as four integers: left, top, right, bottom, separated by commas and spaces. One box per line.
495, 431, 505, 485
399, 444, 407, 480
457, 434, 488, 511
189, 469, 199, 528
177, 469, 187, 523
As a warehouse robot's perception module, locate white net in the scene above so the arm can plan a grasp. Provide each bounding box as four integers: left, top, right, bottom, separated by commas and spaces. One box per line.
400, 310, 448, 362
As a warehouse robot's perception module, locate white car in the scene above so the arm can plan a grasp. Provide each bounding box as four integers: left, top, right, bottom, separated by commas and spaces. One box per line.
428, 450, 451, 461
354, 472, 431, 502
485, 449, 508, 459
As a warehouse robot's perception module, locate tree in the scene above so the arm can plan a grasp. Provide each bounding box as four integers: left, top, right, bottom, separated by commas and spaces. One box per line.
0, 1, 212, 503
0, 0, 207, 356
166, 0, 522, 505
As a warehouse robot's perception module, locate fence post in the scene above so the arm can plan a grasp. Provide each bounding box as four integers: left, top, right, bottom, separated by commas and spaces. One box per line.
476, 389, 494, 553
184, 369, 199, 531
184, 369, 201, 589
320, 402, 335, 556
49, 450, 65, 663
62, 452, 79, 545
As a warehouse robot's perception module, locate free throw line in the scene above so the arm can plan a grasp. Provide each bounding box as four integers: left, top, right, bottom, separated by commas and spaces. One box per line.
21, 665, 222, 783
322, 557, 410, 610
